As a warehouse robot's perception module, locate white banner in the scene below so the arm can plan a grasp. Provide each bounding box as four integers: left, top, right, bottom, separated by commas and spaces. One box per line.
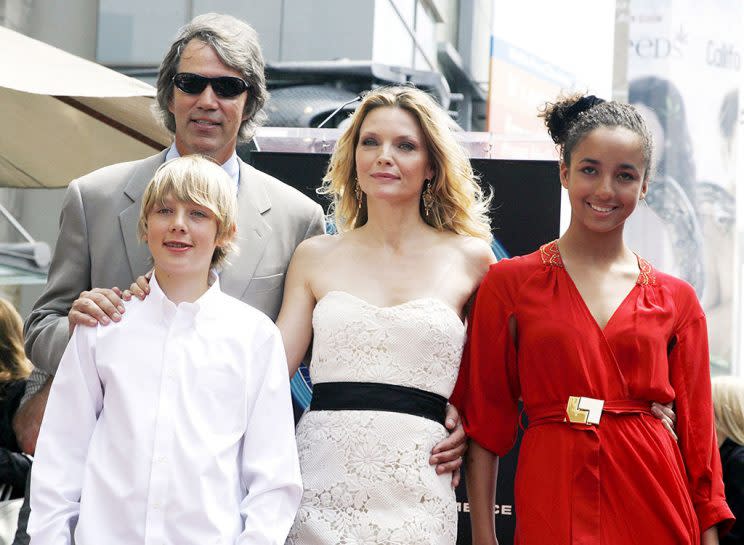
625, 0, 742, 373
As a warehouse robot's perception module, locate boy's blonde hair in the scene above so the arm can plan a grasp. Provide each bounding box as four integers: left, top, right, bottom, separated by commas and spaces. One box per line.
712, 376, 744, 446
0, 297, 33, 382
138, 155, 238, 269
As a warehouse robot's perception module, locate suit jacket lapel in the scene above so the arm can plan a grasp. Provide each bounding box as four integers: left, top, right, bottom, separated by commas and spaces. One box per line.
221, 160, 272, 299
119, 151, 168, 279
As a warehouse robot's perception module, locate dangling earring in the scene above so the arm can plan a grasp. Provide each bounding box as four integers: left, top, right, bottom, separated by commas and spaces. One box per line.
422, 179, 434, 217
354, 178, 363, 210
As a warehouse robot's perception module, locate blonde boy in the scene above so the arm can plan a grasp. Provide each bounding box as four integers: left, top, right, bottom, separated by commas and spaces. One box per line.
29, 156, 302, 545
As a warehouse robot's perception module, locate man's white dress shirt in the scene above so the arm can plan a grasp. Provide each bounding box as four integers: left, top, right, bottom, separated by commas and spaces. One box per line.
28, 274, 302, 545
165, 144, 241, 188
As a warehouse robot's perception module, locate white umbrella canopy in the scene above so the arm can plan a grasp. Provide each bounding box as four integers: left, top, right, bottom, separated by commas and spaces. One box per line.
0, 25, 170, 188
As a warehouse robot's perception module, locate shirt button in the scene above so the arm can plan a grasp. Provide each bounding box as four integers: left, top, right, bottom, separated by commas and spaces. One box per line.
152, 502, 160, 510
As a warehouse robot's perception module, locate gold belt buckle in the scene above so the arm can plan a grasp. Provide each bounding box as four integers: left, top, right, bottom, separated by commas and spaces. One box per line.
566, 396, 605, 425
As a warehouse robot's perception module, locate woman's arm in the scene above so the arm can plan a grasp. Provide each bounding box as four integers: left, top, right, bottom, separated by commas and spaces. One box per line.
668, 295, 734, 534
702, 526, 719, 545
430, 240, 497, 485
466, 440, 500, 545
275, 239, 319, 377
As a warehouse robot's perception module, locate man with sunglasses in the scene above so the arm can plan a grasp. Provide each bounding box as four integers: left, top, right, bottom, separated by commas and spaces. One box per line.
11, 13, 324, 545
22, 11, 325, 400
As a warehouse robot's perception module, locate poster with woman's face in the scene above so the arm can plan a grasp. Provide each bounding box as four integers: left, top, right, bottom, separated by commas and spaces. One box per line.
624, 0, 742, 375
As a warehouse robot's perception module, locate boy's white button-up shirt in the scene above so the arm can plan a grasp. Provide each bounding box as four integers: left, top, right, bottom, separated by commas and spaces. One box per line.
29, 274, 302, 545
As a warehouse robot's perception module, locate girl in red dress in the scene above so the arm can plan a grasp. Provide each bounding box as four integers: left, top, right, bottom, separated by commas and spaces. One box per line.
452, 94, 735, 545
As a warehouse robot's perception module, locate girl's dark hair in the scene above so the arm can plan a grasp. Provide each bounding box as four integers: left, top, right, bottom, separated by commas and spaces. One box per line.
540, 93, 654, 181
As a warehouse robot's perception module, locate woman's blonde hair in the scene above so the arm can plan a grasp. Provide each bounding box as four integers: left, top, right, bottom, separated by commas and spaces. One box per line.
138, 155, 238, 269
0, 298, 33, 382
712, 376, 744, 445
320, 86, 492, 241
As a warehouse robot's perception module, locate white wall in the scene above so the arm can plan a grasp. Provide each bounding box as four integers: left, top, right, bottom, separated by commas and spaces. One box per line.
95, 0, 432, 66
491, 1, 616, 99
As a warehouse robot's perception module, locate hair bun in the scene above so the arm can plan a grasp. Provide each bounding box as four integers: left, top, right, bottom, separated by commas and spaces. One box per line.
566, 95, 605, 117
543, 94, 606, 144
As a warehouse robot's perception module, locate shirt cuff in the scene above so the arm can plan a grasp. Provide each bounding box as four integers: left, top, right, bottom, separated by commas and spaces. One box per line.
19, 368, 51, 406
696, 499, 735, 537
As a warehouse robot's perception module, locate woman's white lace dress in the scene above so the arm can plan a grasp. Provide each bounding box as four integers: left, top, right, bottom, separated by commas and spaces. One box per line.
286, 290, 465, 545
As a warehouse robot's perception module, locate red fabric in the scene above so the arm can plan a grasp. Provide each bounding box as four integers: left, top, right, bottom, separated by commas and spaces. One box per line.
451, 241, 734, 545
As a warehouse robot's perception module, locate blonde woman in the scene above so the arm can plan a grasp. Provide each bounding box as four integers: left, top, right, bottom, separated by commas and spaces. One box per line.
279, 86, 495, 544
0, 298, 33, 498
712, 376, 744, 545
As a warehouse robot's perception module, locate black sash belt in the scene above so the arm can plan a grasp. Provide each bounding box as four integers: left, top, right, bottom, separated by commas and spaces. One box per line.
309, 381, 448, 425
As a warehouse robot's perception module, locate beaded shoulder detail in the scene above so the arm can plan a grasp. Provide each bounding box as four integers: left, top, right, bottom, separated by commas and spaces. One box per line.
539, 240, 563, 267
636, 256, 656, 286
540, 239, 657, 286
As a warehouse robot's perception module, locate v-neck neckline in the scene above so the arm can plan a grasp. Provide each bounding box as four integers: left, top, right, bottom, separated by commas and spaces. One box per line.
539, 240, 656, 334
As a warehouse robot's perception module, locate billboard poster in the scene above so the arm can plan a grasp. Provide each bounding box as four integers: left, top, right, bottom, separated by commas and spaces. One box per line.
624, 0, 742, 374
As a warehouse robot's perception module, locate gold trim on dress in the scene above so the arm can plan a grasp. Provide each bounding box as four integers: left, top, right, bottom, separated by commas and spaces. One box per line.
539, 240, 563, 267
637, 256, 656, 285
540, 240, 657, 286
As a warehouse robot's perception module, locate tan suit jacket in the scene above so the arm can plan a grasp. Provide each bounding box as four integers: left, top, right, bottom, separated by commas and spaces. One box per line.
25, 150, 325, 375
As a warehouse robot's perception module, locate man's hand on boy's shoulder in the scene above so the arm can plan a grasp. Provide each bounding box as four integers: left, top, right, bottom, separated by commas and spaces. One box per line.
68, 287, 130, 334
128, 272, 152, 300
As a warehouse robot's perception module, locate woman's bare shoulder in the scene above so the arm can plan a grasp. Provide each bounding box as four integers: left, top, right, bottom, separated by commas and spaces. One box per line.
293, 233, 344, 261
450, 235, 497, 269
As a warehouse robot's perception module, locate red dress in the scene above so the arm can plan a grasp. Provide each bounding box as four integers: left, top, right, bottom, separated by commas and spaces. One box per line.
452, 241, 734, 545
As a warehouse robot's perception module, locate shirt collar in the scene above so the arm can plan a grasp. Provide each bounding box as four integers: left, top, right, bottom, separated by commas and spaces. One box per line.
148, 269, 222, 324
165, 144, 240, 189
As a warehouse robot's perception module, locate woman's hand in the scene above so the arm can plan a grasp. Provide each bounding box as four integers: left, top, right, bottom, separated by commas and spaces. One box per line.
430, 404, 467, 487
651, 401, 677, 441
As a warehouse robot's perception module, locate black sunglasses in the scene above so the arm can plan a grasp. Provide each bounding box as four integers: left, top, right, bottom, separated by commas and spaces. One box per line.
172, 72, 249, 98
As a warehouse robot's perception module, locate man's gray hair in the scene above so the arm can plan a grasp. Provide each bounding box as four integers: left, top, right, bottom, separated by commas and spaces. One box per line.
155, 13, 268, 141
